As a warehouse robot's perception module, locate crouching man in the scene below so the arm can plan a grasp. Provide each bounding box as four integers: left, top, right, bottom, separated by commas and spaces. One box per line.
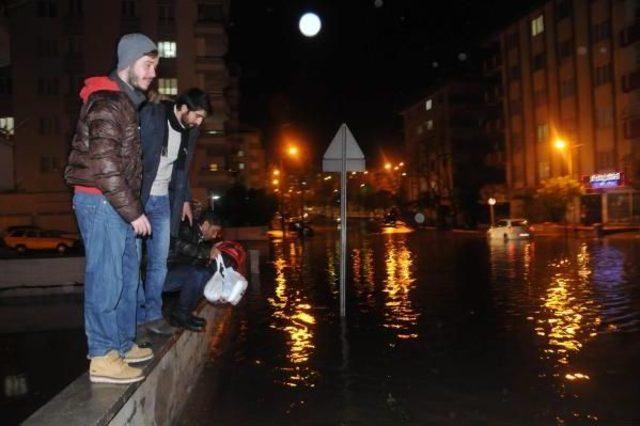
164, 210, 245, 331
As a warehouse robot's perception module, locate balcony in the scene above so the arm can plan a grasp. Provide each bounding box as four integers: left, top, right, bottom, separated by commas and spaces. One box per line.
622, 70, 640, 93
622, 100, 640, 118
620, 21, 640, 47
194, 20, 225, 35
195, 56, 223, 65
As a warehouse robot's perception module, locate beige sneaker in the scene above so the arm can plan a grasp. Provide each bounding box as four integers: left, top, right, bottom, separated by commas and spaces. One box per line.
123, 344, 154, 363
89, 351, 144, 384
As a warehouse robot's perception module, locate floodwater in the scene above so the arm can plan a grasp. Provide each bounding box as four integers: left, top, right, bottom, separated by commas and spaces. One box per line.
0, 294, 86, 425
181, 230, 640, 425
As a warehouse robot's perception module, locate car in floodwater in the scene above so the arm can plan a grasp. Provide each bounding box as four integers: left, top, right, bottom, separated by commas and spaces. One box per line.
3, 227, 79, 254
487, 218, 533, 241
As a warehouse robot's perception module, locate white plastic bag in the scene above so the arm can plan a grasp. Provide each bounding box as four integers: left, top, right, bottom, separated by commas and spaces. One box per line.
203, 256, 225, 303
203, 255, 248, 306
221, 266, 248, 306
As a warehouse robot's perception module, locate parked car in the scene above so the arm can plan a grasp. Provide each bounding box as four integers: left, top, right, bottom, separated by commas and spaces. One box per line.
3, 227, 79, 254
287, 218, 314, 237
487, 219, 533, 241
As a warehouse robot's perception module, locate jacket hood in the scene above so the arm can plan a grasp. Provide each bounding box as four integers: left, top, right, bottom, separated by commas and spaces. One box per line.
79, 76, 120, 102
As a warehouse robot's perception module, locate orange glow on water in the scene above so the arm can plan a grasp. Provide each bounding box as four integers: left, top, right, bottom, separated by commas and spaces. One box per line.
267, 243, 318, 387
382, 236, 420, 340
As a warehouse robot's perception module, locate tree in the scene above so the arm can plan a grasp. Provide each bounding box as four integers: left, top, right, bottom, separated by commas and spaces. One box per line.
535, 176, 584, 222
372, 190, 395, 211
215, 185, 278, 227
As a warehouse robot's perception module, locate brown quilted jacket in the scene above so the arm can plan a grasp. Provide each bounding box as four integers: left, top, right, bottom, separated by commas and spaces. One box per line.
64, 90, 143, 223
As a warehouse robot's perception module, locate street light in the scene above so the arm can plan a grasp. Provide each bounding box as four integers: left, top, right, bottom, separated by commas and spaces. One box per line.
553, 138, 573, 176
210, 193, 221, 211
488, 197, 496, 227
278, 143, 303, 238
553, 138, 567, 150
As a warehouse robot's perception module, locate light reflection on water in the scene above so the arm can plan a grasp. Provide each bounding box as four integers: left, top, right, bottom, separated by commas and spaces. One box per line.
351, 239, 375, 310
381, 235, 420, 341
267, 241, 318, 388
536, 249, 601, 383
488, 237, 640, 422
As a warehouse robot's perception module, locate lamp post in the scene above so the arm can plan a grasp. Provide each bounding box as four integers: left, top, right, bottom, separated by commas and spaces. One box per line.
488, 197, 496, 226
277, 143, 301, 238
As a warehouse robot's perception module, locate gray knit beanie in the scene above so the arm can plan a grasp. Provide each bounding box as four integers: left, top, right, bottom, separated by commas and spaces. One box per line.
117, 33, 157, 70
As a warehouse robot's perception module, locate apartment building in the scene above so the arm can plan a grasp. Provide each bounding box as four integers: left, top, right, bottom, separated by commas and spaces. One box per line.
497, 0, 640, 223
0, 0, 263, 230
402, 78, 502, 226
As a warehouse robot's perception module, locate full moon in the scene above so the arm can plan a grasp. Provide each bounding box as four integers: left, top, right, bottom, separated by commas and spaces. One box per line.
299, 12, 321, 37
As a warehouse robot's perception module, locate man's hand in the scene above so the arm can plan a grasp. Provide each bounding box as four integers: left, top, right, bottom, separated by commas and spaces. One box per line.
209, 246, 221, 260
131, 214, 152, 236
182, 202, 193, 226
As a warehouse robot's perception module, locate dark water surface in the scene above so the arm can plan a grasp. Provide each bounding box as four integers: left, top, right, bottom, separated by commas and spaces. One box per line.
181, 231, 640, 425
0, 293, 86, 425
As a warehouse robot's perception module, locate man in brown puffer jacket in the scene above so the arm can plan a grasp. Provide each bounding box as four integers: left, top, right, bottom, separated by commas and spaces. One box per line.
64, 33, 158, 385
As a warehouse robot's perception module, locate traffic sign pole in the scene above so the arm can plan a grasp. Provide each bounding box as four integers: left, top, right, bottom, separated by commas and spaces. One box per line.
340, 126, 347, 317
322, 123, 365, 319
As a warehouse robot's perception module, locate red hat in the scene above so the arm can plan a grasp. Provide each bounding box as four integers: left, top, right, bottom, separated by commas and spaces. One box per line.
216, 241, 246, 268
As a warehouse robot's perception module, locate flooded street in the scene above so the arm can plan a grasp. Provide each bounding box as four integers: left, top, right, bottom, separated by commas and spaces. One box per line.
181, 230, 640, 425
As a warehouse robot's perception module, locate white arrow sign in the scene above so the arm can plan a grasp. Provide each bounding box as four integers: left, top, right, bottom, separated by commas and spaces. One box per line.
322, 123, 366, 318
322, 124, 365, 172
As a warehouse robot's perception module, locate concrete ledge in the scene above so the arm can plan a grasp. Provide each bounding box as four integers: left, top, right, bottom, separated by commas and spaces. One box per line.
24, 303, 233, 426
0, 257, 85, 289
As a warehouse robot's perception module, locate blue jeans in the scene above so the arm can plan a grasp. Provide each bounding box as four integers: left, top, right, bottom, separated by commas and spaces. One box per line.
137, 195, 171, 324
164, 264, 215, 314
73, 193, 139, 358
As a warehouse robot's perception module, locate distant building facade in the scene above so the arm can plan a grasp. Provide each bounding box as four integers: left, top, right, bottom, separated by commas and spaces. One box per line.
495, 0, 640, 223
403, 78, 503, 227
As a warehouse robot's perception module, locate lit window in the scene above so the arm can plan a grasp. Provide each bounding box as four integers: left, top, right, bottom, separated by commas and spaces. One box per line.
158, 41, 177, 58
209, 163, 219, 172
536, 123, 549, 142
158, 78, 178, 95
531, 15, 544, 36
0, 116, 14, 135
238, 163, 245, 170
538, 161, 550, 179
425, 99, 432, 110
426, 119, 434, 130
237, 150, 244, 157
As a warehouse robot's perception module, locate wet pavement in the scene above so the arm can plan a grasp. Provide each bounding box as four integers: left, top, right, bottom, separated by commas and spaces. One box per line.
180, 230, 640, 425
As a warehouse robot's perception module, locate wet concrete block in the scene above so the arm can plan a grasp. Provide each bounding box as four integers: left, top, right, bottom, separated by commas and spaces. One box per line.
23, 303, 232, 426
0, 257, 85, 293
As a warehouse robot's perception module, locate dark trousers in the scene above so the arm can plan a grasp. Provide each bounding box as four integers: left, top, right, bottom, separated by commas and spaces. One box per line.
163, 263, 215, 314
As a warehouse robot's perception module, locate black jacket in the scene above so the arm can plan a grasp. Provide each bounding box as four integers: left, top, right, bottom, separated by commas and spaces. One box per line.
168, 222, 213, 268
139, 101, 200, 237
168, 222, 236, 270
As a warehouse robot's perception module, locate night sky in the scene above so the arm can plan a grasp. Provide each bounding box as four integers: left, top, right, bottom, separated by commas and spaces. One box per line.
227, 0, 536, 160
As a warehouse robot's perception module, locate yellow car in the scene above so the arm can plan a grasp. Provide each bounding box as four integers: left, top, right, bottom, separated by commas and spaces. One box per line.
3, 227, 79, 254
